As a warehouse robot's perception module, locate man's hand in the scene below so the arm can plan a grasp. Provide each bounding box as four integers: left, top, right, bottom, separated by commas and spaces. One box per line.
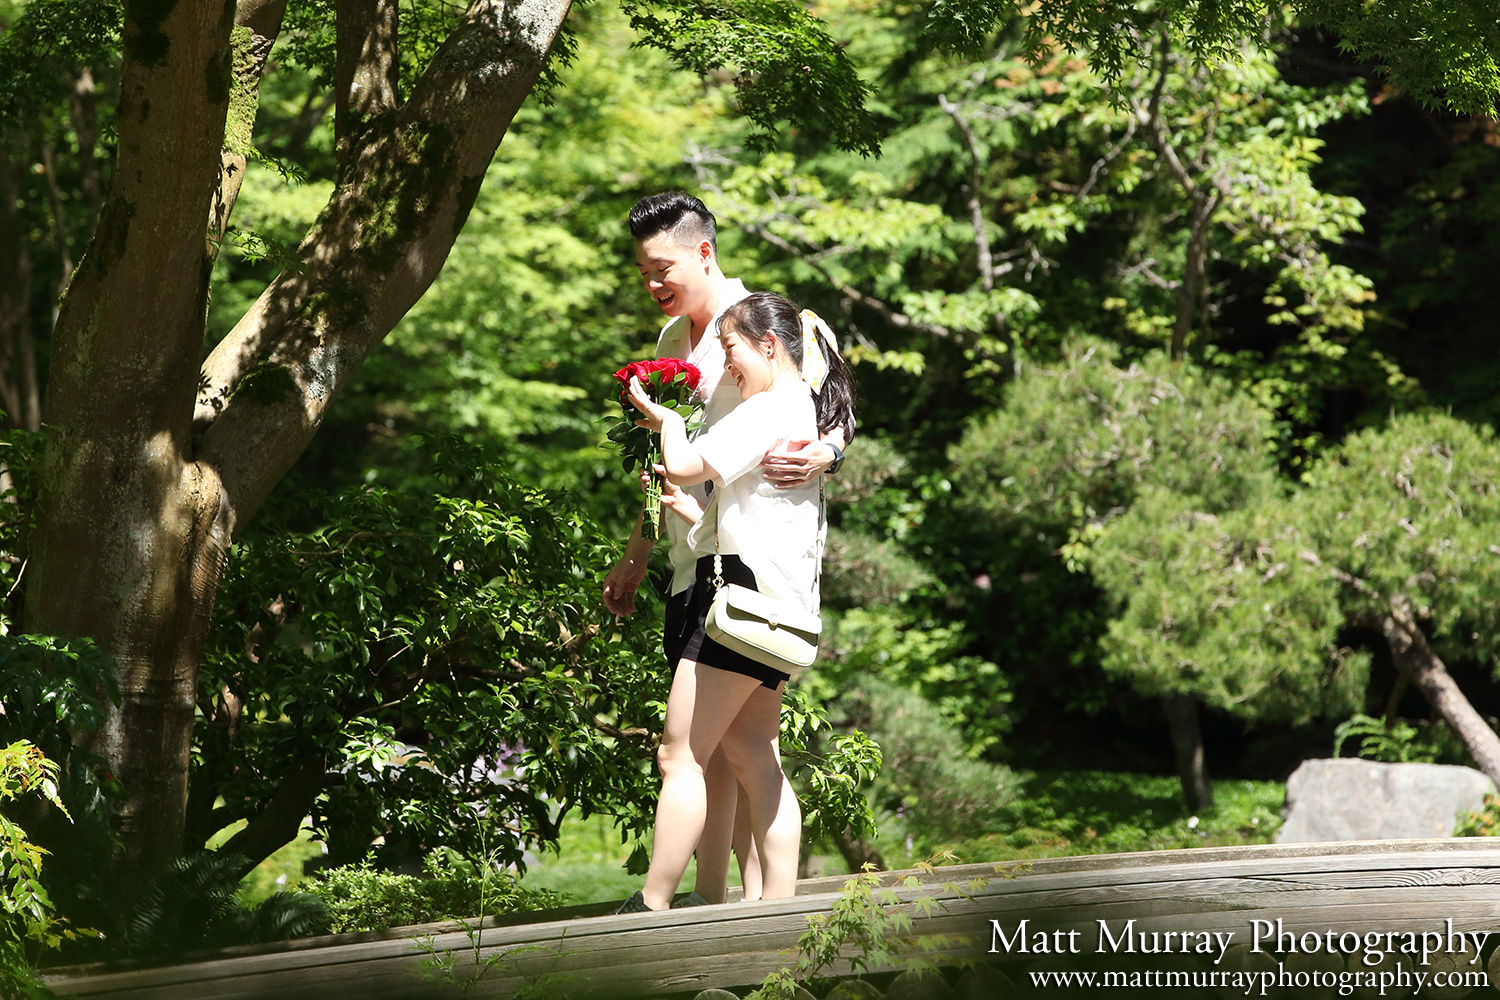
643, 464, 703, 524
603, 555, 647, 616
761, 438, 836, 488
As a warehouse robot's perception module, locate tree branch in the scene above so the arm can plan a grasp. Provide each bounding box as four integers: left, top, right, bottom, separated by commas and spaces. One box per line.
335, 0, 400, 153
937, 93, 995, 294
195, 0, 574, 535
1075, 114, 1138, 202
743, 220, 958, 341
208, 0, 289, 267
1378, 595, 1500, 786
218, 753, 328, 876
1127, 32, 1221, 359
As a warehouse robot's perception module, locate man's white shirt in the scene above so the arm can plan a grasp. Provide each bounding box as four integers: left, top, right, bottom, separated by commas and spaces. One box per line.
654, 278, 750, 594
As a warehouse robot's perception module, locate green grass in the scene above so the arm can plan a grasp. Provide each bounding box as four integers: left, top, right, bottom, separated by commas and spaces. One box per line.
515, 813, 737, 905
927, 770, 1283, 864
234, 823, 327, 905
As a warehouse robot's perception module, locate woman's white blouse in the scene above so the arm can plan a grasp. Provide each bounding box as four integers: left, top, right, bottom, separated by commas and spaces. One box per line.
687, 378, 824, 616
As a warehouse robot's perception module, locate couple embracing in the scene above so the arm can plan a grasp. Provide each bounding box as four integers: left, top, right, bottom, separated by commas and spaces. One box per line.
602, 192, 856, 912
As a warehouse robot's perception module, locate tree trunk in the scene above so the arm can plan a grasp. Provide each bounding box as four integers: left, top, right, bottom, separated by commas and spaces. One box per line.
0, 145, 39, 431
1376, 598, 1500, 786
829, 823, 885, 874
25, 0, 574, 885
25, 2, 239, 883
1161, 693, 1214, 812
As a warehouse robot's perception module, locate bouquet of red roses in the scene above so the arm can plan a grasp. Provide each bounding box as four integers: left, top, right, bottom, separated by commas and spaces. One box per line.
606, 358, 703, 540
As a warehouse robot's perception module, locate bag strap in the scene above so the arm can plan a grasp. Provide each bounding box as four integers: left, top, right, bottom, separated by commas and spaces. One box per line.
712, 489, 725, 592
813, 477, 825, 600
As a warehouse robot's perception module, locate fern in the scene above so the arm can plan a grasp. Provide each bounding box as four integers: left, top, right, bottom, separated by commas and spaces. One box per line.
103, 853, 328, 960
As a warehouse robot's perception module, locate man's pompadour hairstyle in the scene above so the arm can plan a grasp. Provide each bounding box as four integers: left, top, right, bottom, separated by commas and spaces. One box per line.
629, 191, 717, 255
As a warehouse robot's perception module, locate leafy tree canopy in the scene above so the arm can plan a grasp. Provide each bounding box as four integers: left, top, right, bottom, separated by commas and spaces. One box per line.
921, 0, 1500, 115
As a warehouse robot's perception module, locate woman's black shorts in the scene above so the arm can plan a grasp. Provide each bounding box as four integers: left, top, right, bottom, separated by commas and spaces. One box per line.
662, 554, 790, 690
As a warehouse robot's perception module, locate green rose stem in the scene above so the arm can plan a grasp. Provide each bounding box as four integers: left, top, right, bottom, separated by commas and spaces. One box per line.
643, 438, 662, 541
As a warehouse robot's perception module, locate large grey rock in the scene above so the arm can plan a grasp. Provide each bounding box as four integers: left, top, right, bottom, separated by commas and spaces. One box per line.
1277, 758, 1495, 843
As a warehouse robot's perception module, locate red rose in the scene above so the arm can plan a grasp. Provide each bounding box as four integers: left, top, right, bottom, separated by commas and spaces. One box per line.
604, 358, 705, 542
613, 358, 701, 390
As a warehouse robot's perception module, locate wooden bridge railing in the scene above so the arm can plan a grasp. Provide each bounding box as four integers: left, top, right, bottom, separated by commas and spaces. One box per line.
40, 839, 1500, 999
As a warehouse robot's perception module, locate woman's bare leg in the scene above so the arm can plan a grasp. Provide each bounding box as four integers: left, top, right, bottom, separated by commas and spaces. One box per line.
640, 660, 761, 910
734, 781, 763, 900
720, 682, 801, 898
692, 748, 738, 903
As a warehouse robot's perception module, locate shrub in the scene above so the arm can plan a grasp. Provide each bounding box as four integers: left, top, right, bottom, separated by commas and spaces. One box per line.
841, 676, 1022, 850
1455, 794, 1500, 838
297, 850, 568, 933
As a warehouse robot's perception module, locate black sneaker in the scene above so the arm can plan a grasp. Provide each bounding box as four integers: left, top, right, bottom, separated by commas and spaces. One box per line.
613, 890, 652, 914
670, 891, 710, 908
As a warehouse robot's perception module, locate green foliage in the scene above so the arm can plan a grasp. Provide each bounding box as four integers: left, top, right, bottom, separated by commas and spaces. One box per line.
779, 686, 883, 842
1454, 793, 1500, 838
954, 340, 1278, 543
0, 634, 122, 839
0, 0, 119, 130
1333, 714, 1467, 764
82, 852, 327, 961
822, 436, 937, 608
258, 6, 724, 518
920, 0, 1499, 115
1, 741, 71, 1000
822, 532, 935, 607
952, 342, 1366, 728
702, 17, 1394, 452
299, 849, 566, 934
1297, 0, 1500, 115
1089, 488, 1364, 720
199, 437, 666, 868
928, 0, 1267, 80
946, 770, 1282, 861
0, 637, 123, 968
838, 676, 1020, 850
748, 855, 1008, 999
822, 612, 1010, 757
621, 0, 877, 155
7, 0, 1497, 911
1300, 411, 1500, 663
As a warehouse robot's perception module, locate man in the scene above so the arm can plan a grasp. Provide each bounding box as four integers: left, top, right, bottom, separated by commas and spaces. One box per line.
603, 191, 845, 616
602, 191, 845, 904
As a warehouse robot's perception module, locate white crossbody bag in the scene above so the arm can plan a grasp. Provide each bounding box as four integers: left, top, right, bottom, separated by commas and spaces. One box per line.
703, 483, 824, 672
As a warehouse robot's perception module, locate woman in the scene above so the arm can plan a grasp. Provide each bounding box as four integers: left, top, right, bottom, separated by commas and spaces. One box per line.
618, 292, 855, 911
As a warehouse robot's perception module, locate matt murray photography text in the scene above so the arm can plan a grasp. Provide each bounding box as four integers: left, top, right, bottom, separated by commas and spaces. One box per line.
990, 918, 1492, 967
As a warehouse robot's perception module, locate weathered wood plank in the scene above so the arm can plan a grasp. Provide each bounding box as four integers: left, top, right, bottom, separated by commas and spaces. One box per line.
43, 840, 1500, 999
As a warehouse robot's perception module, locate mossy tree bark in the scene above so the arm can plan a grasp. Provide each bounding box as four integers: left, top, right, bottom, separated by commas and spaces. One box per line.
24, 0, 574, 885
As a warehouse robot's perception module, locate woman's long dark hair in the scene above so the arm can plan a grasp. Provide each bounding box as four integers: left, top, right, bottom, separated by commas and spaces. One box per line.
719, 293, 856, 442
